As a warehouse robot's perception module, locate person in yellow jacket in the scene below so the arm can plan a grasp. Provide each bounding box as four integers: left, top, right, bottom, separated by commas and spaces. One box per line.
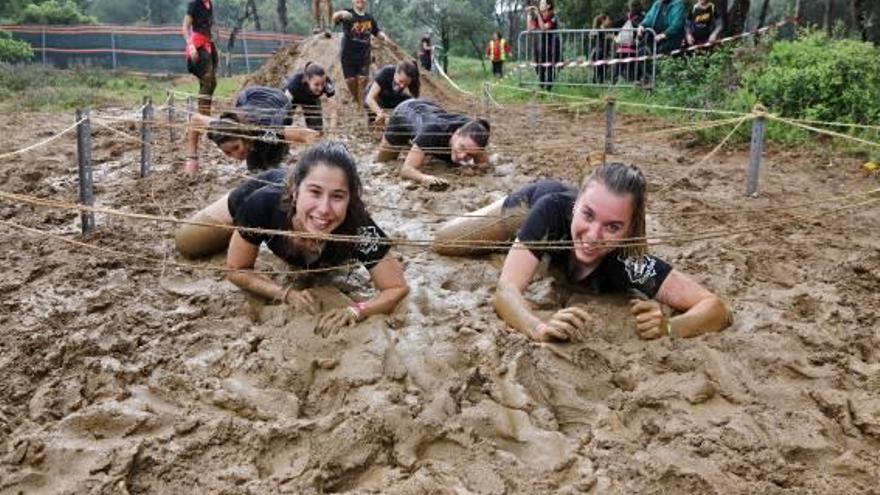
486, 31, 512, 79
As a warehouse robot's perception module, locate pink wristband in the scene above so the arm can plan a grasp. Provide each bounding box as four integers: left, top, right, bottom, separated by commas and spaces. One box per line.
349, 301, 367, 320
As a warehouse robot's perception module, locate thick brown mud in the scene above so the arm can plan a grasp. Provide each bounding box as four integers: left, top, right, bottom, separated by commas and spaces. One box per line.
1, 36, 879, 494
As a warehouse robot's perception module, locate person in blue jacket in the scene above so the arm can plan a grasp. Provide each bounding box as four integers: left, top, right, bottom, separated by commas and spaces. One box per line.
637, 0, 686, 54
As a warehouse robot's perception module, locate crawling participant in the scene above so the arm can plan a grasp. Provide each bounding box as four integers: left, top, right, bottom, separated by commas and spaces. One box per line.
185, 86, 319, 173
284, 62, 338, 132
437, 163, 732, 341
175, 141, 408, 334
377, 99, 490, 188
363, 60, 420, 126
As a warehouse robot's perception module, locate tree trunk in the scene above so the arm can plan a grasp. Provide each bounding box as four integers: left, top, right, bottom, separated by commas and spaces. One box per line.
851, 0, 868, 41
468, 35, 486, 72
727, 0, 750, 34
794, 0, 803, 23
757, 0, 770, 28
277, 0, 287, 33
248, 0, 262, 31
823, 0, 832, 36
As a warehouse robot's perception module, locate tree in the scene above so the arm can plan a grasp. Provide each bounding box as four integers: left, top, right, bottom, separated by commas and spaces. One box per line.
277, 0, 287, 32
728, 0, 751, 34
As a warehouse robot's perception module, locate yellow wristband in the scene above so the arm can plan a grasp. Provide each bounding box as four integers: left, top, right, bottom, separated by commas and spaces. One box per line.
666, 320, 675, 339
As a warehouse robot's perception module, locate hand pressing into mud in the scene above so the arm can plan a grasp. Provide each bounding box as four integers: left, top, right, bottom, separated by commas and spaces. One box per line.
531, 306, 593, 342
284, 288, 319, 314
630, 299, 668, 339
314, 307, 361, 337
422, 175, 450, 190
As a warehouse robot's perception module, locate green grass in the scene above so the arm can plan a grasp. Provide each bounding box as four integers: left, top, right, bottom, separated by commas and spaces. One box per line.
0, 63, 245, 113
441, 55, 879, 161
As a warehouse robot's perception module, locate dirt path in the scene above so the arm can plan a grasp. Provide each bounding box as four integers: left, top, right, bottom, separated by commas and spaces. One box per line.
1, 69, 879, 493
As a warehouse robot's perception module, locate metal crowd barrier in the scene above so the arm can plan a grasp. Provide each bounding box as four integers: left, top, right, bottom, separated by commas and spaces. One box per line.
516, 28, 658, 89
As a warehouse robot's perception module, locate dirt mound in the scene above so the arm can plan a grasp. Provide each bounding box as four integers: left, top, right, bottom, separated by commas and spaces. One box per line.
243, 33, 459, 105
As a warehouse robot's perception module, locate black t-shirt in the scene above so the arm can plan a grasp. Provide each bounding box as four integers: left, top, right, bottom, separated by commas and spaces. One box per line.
517, 191, 673, 297
231, 182, 391, 270
187, 0, 214, 38
284, 71, 336, 106
689, 3, 717, 41
385, 99, 470, 164
235, 87, 292, 170
364, 65, 412, 110
338, 9, 380, 63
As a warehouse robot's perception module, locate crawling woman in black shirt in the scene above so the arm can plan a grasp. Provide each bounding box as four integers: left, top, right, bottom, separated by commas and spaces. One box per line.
377, 99, 490, 188
435, 163, 731, 342
176, 141, 408, 334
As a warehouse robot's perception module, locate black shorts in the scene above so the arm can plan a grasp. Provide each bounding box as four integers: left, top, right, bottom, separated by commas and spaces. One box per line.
186, 43, 218, 80
341, 56, 370, 79
502, 180, 573, 210
228, 168, 286, 217
492, 60, 503, 75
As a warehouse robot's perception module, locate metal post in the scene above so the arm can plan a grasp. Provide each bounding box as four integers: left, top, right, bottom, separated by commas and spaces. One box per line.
167, 91, 176, 142
140, 97, 153, 178
745, 105, 767, 197
604, 96, 616, 154
110, 31, 117, 70
76, 109, 95, 233
41, 27, 47, 65
242, 28, 251, 73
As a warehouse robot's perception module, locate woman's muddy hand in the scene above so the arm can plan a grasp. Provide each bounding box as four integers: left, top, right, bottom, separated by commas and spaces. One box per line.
630, 299, 665, 339
533, 306, 593, 342
423, 175, 449, 190
314, 307, 359, 337
286, 289, 318, 314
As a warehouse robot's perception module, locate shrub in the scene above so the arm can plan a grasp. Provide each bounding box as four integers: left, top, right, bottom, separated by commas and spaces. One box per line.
18, 0, 96, 25
742, 31, 880, 125
0, 32, 33, 63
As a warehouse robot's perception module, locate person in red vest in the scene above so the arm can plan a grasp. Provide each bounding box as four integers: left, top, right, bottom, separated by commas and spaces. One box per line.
486, 31, 511, 79
182, 0, 217, 117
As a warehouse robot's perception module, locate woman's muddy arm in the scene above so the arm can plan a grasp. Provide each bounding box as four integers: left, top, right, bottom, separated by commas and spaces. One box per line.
362, 255, 409, 318
282, 126, 320, 145
364, 84, 384, 120
652, 269, 732, 338
492, 246, 543, 338
399, 146, 432, 183
225, 232, 315, 308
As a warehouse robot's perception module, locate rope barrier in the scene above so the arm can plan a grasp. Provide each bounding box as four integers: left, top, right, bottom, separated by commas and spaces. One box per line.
0, 117, 86, 161
2, 188, 877, 251
0, 219, 362, 277
767, 115, 880, 149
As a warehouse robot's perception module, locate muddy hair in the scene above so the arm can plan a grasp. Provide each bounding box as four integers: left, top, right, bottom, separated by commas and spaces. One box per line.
303, 61, 326, 80
580, 162, 647, 258
279, 140, 370, 265
396, 60, 421, 98
457, 118, 491, 148
207, 111, 289, 170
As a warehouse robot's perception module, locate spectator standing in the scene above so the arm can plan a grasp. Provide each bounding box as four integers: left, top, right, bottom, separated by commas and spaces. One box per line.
614, 0, 646, 82
486, 31, 512, 79
527, 0, 561, 92
419, 33, 434, 71
638, 0, 686, 54
686, 0, 723, 47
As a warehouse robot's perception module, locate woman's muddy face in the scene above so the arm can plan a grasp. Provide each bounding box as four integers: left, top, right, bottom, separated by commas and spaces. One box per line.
570, 181, 634, 266
449, 133, 480, 165
392, 71, 412, 92
294, 163, 350, 235
220, 138, 251, 160
306, 75, 327, 96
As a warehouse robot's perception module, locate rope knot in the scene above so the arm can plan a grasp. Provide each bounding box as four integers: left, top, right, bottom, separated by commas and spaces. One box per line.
751, 103, 768, 118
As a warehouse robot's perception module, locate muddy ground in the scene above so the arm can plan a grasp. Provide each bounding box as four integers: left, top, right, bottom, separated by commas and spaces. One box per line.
1, 36, 880, 495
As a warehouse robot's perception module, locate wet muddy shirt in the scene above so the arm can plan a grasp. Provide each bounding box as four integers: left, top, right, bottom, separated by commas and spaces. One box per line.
517, 191, 673, 297
187, 0, 214, 37
385, 99, 470, 164
230, 176, 391, 270
338, 9, 380, 65
364, 65, 412, 110
284, 71, 336, 107
234, 87, 292, 171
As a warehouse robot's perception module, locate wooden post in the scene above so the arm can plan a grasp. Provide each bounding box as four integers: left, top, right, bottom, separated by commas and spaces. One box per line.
482, 82, 491, 119
140, 97, 153, 178
604, 96, 616, 155
110, 30, 117, 70
746, 105, 766, 197
167, 90, 176, 142
76, 109, 95, 233
527, 90, 538, 132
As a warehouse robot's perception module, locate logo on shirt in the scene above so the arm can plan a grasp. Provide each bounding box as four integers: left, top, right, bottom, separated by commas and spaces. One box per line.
260, 130, 279, 143
621, 255, 657, 286
357, 226, 381, 255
